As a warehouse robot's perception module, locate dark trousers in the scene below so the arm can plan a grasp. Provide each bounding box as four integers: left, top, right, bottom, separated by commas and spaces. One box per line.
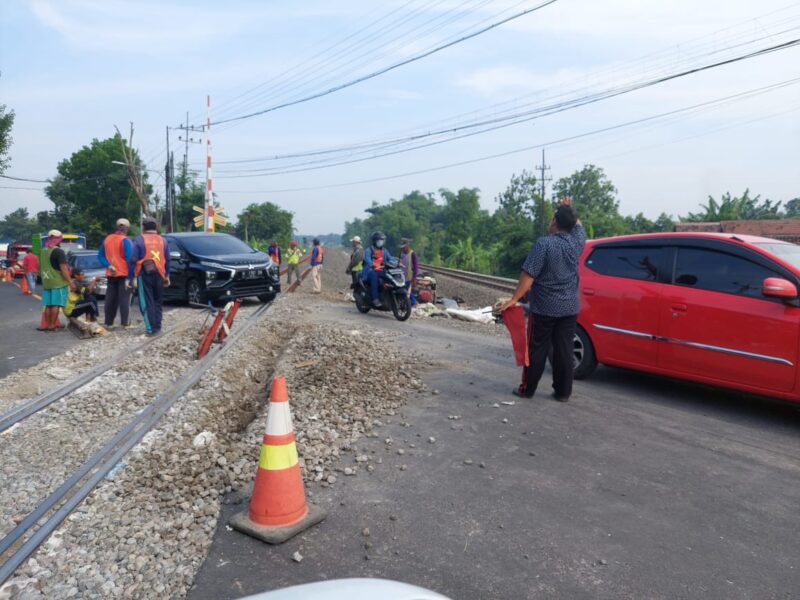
366, 271, 382, 300
70, 294, 98, 320
104, 276, 130, 326
520, 313, 577, 399
137, 271, 164, 333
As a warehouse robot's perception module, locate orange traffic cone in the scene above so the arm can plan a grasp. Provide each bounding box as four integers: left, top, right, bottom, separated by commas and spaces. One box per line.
20, 276, 29, 294
39, 308, 64, 330
230, 376, 326, 544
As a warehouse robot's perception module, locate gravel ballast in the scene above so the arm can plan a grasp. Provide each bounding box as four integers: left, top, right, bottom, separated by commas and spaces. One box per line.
1, 293, 426, 599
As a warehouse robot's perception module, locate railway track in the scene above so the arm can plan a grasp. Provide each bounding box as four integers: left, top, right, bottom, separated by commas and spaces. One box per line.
0, 311, 198, 434
0, 300, 275, 585
419, 263, 517, 293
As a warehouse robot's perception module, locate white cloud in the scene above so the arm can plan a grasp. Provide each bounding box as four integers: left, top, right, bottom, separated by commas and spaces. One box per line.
26, 0, 352, 53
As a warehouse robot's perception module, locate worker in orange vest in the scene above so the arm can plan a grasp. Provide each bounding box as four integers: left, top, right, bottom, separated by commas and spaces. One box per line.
267, 240, 282, 267
132, 217, 170, 335
98, 218, 133, 329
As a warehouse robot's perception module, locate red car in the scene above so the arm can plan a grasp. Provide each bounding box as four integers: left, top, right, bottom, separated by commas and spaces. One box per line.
574, 232, 800, 403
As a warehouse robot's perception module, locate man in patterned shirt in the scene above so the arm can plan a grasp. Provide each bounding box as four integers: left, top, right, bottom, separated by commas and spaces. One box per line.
499, 198, 586, 402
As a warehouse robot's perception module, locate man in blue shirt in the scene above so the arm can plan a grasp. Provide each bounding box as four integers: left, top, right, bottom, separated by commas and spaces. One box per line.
499, 198, 586, 402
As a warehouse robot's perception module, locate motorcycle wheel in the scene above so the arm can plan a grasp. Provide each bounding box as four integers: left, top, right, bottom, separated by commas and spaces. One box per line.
354, 291, 371, 313
390, 293, 412, 321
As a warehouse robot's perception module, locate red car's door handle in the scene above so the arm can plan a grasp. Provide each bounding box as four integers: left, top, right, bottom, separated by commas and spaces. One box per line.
582, 288, 595, 296
671, 304, 688, 312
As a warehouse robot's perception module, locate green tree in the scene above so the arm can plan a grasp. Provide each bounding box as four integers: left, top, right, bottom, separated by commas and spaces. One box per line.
0, 104, 14, 174
683, 190, 782, 221
345, 191, 446, 260
552, 165, 628, 238
445, 237, 492, 272
235, 202, 294, 245
490, 171, 554, 275
0, 207, 38, 241
784, 198, 800, 218
440, 187, 486, 249
41, 134, 150, 246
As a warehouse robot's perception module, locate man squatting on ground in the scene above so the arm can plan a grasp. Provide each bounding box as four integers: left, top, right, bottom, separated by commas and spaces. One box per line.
64, 267, 100, 321
499, 198, 586, 402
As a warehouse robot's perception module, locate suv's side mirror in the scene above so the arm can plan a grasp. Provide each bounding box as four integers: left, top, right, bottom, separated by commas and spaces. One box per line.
169, 251, 182, 260
762, 277, 798, 299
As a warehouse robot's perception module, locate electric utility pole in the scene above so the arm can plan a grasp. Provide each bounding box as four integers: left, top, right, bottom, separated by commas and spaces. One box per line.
174, 111, 203, 192
536, 148, 552, 236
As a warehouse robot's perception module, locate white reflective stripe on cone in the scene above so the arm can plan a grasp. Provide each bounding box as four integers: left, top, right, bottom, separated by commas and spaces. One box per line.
266, 401, 294, 436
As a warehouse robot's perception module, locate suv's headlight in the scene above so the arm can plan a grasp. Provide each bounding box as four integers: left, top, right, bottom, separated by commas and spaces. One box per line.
205, 271, 216, 283
268, 265, 279, 277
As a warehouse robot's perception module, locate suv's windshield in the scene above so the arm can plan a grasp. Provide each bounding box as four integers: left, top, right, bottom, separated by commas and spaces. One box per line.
75, 254, 103, 271
178, 234, 257, 256
757, 243, 800, 269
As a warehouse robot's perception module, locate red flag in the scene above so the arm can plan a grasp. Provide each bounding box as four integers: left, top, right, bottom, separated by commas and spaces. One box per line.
502, 304, 529, 367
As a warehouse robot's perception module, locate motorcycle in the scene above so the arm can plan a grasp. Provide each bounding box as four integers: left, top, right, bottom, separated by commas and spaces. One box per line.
352, 258, 412, 322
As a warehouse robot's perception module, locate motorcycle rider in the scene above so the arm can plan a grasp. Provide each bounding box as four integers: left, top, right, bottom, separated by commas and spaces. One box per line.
362, 231, 394, 308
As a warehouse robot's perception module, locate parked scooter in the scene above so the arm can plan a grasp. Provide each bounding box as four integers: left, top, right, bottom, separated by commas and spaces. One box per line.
352, 258, 412, 321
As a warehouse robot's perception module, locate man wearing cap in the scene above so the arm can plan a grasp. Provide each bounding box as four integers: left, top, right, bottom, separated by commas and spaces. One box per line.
39, 230, 74, 331
285, 240, 303, 285
132, 217, 170, 335
345, 236, 364, 287
98, 218, 134, 329
399, 238, 419, 305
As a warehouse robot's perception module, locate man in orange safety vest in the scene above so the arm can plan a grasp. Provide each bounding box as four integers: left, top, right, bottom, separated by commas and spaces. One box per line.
132, 217, 170, 335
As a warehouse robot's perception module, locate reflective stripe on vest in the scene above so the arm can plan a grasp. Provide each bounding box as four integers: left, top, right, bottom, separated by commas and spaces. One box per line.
134, 233, 166, 278
103, 233, 129, 277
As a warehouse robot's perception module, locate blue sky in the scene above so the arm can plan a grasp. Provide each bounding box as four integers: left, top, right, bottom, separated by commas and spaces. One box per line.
1, 0, 799, 234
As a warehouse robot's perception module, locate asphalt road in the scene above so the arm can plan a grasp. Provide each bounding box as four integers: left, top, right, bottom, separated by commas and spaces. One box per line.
0, 279, 80, 378
188, 302, 800, 600
0, 278, 181, 378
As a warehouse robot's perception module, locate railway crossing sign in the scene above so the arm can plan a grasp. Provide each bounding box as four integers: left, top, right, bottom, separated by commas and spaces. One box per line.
193, 204, 228, 232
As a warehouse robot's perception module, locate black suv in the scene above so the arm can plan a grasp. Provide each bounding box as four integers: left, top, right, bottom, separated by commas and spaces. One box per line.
163, 232, 280, 305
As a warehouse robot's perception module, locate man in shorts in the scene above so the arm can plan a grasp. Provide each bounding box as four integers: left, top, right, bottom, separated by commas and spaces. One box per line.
39, 230, 74, 331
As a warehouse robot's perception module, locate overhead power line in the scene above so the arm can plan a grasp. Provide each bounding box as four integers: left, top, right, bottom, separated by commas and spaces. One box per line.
214, 38, 800, 179
208, 19, 800, 171
213, 76, 800, 194
210, 0, 559, 127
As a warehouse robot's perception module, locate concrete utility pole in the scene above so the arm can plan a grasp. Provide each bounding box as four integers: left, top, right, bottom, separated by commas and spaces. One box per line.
535, 148, 552, 236
175, 111, 203, 191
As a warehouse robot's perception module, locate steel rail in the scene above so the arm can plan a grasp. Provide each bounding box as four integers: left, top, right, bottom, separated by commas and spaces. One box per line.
0, 311, 197, 434
0, 301, 273, 584
418, 263, 517, 293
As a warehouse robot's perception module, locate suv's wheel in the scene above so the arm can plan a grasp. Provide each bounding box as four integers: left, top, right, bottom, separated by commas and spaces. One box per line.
186, 278, 207, 305
573, 326, 597, 380
257, 293, 276, 303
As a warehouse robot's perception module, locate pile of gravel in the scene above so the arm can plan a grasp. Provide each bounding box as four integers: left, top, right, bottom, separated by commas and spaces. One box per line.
2, 295, 425, 599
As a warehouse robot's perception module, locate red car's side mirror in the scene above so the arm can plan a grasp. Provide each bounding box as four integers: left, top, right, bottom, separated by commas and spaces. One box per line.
762, 277, 798, 299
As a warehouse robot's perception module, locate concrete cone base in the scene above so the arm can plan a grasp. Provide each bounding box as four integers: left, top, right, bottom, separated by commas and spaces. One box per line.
230, 503, 326, 544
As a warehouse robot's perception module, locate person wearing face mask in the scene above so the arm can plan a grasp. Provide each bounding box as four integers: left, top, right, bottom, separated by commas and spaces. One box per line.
361, 231, 394, 308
